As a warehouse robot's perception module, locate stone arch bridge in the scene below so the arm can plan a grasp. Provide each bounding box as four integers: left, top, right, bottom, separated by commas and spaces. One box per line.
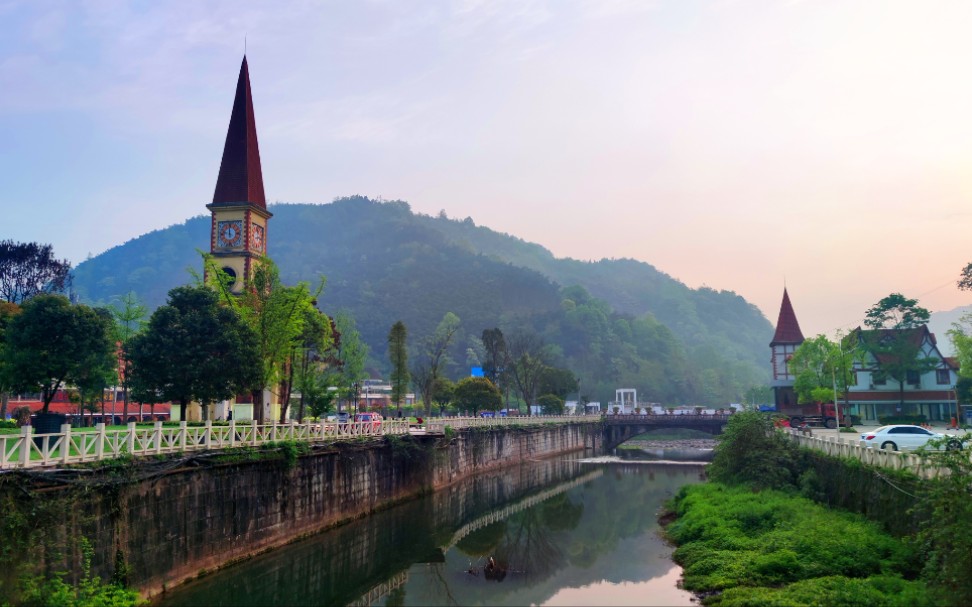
594, 414, 731, 451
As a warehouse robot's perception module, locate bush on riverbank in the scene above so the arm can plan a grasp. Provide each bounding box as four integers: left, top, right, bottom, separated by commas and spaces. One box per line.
667, 483, 932, 606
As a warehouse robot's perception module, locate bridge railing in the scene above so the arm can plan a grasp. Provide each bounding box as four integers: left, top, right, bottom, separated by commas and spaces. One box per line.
425, 414, 594, 434
602, 413, 731, 424
0, 419, 412, 470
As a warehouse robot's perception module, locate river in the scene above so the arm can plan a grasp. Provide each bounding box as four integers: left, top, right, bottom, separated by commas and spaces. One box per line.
158, 448, 708, 607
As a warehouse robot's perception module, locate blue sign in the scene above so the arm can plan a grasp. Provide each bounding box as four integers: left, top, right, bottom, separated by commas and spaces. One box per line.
470, 366, 484, 377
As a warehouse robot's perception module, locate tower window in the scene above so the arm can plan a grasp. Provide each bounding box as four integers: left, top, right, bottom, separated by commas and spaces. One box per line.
221, 266, 237, 287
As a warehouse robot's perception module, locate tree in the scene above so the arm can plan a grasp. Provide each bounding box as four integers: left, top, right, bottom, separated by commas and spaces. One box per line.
388, 321, 409, 416
111, 292, 148, 422
537, 393, 565, 415
957, 262, 972, 292
412, 312, 461, 416
0, 241, 72, 304
863, 293, 930, 330
538, 366, 578, 401
204, 256, 322, 424
789, 334, 854, 405
453, 377, 501, 413
333, 311, 368, 414
481, 328, 507, 384
859, 294, 935, 410
0, 301, 21, 420
288, 307, 334, 422
431, 376, 455, 416
505, 329, 550, 415
1, 295, 115, 414
127, 286, 260, 421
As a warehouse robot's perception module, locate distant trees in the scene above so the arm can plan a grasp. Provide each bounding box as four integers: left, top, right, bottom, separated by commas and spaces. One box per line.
0, 241, 72, 304
127, 286, 260, 421
1, 295, 115, 414
333, 312, 368, 413
388, 321, 409, 416
536, 393, 565, 415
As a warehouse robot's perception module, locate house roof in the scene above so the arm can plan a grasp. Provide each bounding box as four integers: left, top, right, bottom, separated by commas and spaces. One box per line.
851, 325, 958, 370
212, 56, 266, 209
770, 288, 805, 346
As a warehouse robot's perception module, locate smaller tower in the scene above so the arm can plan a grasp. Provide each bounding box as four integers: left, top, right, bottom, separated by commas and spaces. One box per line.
770, 288, 805, 408
207, 56, 272, 294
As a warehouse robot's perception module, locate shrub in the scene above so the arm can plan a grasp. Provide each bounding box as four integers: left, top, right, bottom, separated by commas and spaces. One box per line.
707, 411, 804, 490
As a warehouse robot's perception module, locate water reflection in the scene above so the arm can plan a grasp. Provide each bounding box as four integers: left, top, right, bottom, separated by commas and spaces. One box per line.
160, 456, 705, 607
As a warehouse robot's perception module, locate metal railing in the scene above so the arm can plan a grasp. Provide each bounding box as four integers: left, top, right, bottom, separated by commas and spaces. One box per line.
424, 414, 594, 433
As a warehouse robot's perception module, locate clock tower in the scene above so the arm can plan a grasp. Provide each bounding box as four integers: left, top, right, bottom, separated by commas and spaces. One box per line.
207, 56, 271, 293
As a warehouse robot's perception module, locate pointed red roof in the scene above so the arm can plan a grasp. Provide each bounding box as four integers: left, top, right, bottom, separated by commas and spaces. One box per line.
770, 288, 805, 346
212, 56, 266, 208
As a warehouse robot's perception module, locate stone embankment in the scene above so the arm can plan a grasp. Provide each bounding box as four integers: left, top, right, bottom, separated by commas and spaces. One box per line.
625, 438, 717, 450
2, 422, 596, 599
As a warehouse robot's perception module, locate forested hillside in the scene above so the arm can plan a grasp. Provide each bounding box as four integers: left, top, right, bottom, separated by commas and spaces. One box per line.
71, 196, 773, 405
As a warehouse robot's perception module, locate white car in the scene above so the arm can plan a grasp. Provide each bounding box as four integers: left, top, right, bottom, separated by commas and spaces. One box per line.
860, 425, 962, 452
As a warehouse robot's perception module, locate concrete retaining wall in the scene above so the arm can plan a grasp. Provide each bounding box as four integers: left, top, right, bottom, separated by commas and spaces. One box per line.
3, 422, 594, 598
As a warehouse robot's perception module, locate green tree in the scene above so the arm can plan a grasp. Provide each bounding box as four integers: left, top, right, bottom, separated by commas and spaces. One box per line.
538, 366, 578, 401
743, 384, 773, 408
859, 294, 935, 410
0, 240, 72, 304
956, 262, 972, 292
111, 291, 148, 422
0, 301, 21, 420
863, 293, 930, 330
127, 285, 260, 421
708, 411, 801, 490
205, 256, 322, 424
289, 307, 334, 422
506, 329, 550, 415
1, 295, 115, 414
537, 393, 565, 414
789, 334, 854, 405
453, 376, 501, 413
481, 328, 507, 384
388, 321, 409, 416
412, 312, 461, 416
431, 376, 455, 416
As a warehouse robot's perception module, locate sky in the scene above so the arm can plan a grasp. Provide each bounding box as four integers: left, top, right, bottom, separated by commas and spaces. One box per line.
3, 0, 972, 336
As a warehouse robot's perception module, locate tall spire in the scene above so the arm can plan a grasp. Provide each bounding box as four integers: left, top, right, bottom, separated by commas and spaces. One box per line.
770, 288, 805, 346
212, 56, 266, 208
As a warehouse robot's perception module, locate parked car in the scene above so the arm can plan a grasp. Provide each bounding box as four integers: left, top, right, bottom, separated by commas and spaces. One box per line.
860, 425, 962, 451
354, 412, 383, 429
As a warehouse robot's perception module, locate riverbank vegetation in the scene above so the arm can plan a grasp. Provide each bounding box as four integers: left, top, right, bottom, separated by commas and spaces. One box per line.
665, 411, 972, 605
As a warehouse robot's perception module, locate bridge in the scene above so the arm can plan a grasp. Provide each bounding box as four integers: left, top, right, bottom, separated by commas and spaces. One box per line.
597, 414, 730, 451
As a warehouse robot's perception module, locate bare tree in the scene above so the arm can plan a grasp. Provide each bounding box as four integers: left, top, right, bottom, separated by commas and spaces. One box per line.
412, 312, 461, 416
0, 241, 72, 304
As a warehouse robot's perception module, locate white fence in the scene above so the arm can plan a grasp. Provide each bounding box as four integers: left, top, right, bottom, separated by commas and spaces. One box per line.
0, 415, 596, 470
0, 419, 409, 470
782, 429, 964, 479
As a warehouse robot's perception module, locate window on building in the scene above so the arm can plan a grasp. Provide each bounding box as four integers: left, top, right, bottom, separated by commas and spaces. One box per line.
906, 371, 920, 386
852, 371, 859, 387
873, 373, 887, 386
937, 369, 950, 385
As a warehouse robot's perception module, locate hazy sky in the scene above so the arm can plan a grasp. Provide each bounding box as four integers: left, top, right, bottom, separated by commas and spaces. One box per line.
3, 0, 971, 336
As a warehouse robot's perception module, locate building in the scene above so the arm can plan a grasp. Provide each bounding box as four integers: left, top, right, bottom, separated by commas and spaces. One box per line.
769, 288, 804, 409
767, 288, 961, 423
206, 55, 272, 294
845, 325, 959, 423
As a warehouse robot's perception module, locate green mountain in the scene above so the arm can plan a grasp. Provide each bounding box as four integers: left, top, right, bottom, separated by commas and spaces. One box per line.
71, 196, 773, 405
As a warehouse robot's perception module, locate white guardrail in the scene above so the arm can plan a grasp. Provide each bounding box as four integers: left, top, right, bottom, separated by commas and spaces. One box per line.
782, 428, 965, 479
0, 415, 595, 470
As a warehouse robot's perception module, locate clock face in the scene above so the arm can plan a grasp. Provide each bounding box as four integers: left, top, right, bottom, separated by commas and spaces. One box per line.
217, 220, 243, 248
251, 223, 265, 252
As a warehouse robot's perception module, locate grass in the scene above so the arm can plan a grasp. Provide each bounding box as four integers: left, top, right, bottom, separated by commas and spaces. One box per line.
665, 483, 933, 606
